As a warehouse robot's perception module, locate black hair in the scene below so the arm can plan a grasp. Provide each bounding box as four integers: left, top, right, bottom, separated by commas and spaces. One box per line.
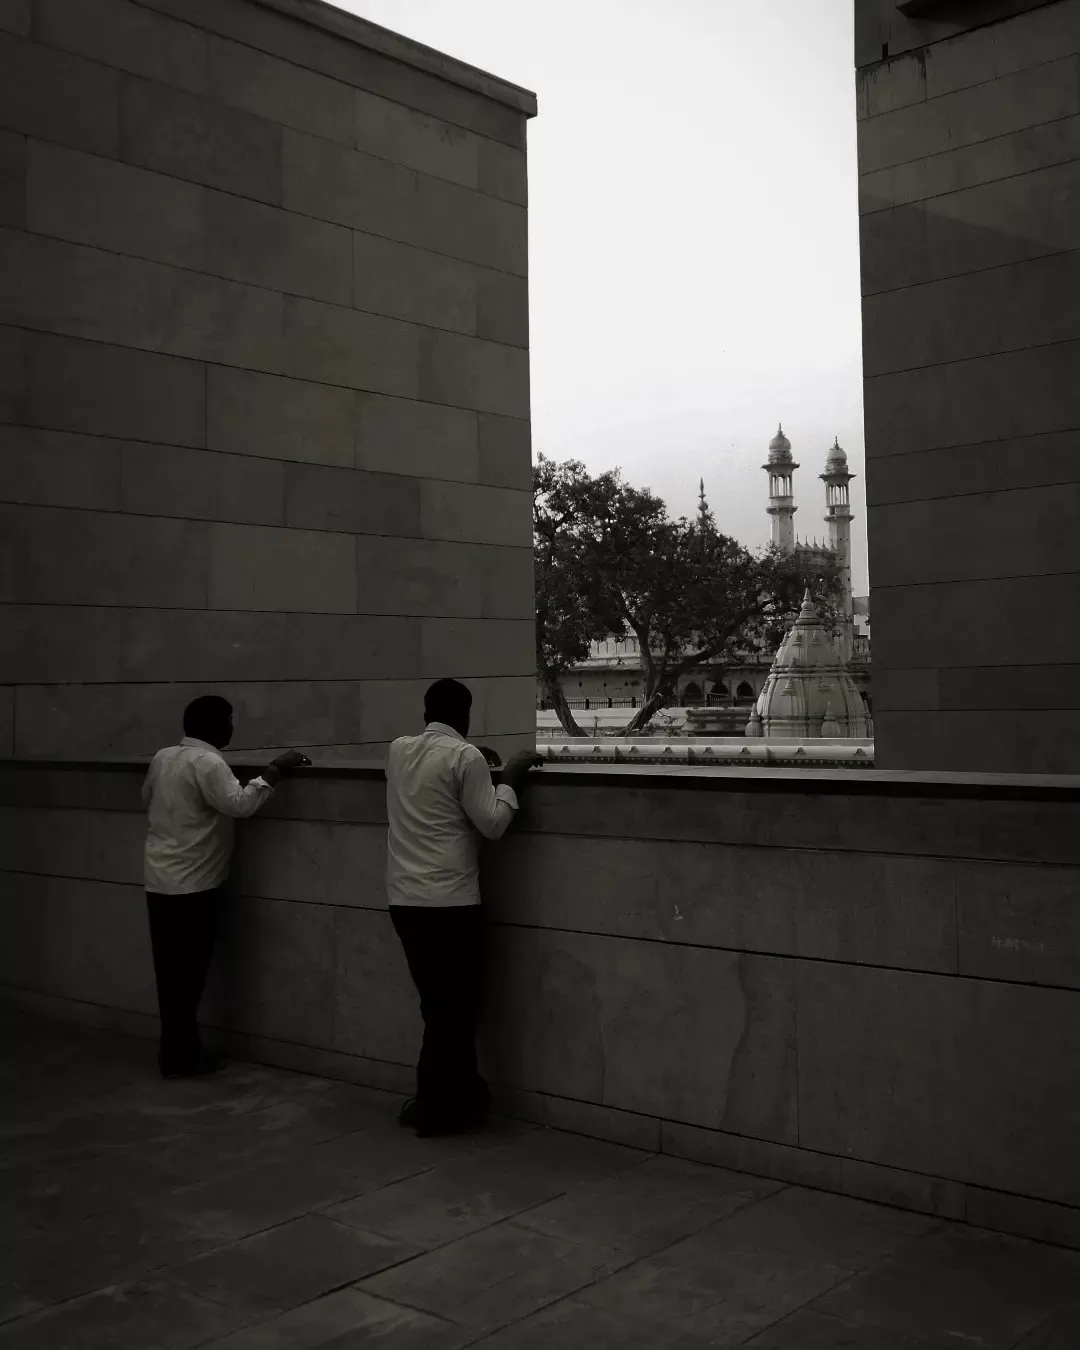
424, 678, 472, 728
183, 695, 233, 739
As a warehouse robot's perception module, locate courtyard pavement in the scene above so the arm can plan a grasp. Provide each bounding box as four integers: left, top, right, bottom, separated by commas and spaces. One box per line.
2, 1012, 1078, 1349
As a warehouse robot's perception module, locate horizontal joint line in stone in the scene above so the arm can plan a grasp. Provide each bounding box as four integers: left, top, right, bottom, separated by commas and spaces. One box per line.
0, 504, 534, 549
864, 330, 1080, 379
858, 115, 1080, 214
513, 825, 1075, 866
869, 478, 1080, 509
98, 128, 531, 273
862, 243, 1080, 303
3, 323, 532, 426
4, 885, 1077, 998
871, 567, 1080, 592
867, 426, 1080, 464
22, 23, 531, 185
18, 222, 529, 340
856, 50, 1076, 127
3, 670, 537, 684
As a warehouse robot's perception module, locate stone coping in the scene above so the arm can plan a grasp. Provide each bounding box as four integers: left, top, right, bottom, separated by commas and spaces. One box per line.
5, 757, 1080, 801
250, 0, 539, 115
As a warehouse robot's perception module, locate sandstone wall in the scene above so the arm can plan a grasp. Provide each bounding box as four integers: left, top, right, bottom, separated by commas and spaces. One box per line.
0, 0, 537, 760
3, 759, 1078, 1248
856, 0, 1080, 771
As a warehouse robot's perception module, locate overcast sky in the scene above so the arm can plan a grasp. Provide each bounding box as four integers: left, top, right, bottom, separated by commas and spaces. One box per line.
342, 0, 868, 590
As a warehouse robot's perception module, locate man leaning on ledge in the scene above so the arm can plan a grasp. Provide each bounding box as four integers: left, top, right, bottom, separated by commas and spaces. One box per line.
142, 696, 310, 1079
386, 679, 542, 1138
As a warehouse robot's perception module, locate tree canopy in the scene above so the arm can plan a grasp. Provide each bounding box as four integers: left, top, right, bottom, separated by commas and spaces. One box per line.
533, 454, 842, 735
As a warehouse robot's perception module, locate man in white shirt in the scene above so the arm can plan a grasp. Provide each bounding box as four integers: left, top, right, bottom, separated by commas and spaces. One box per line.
142, 695, 309, 1078
386, 678, 541, 1137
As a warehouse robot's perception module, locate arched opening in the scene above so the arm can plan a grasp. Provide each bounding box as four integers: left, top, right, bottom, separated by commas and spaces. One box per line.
683, 681, 703, 705
736, 681, 755, 703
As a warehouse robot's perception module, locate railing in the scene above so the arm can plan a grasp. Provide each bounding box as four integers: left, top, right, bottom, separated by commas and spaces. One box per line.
537, 695, 755, 712
537, 697, 640, 711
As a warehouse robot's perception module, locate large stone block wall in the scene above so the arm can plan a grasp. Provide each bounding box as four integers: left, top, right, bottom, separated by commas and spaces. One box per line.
2, 760, 1078, 1248
0, 0, 537, 762
855, 0, 1080, 772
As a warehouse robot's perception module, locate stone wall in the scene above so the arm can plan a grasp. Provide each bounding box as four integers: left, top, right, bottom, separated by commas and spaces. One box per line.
855, 0, 1080, 772
2, 759, 1078, 1248
0, 0, 537, 762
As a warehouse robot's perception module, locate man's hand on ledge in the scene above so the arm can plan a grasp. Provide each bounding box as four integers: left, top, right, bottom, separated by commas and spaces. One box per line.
501, 750, 543, 796
261, 749, 312, 787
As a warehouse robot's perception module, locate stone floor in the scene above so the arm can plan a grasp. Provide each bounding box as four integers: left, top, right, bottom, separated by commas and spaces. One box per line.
2, 1013, 1079, 1349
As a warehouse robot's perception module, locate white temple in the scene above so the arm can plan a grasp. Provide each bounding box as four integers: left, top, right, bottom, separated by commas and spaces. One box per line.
748, 590, 871, 738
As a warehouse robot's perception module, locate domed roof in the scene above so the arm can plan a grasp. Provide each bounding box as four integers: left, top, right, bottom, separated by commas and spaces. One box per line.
824, 437, 847, 470
767, 423, 792, 464
749, 591, 870, 739
769, 423, 790, 451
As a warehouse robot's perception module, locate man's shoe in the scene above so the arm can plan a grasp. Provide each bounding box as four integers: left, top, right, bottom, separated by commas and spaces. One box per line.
398, 1098, 420, 1128
161, 1051, 224, 1080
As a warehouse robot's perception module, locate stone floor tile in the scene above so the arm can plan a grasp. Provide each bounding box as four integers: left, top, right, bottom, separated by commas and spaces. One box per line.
1014, 1301, 1080, 1348
512, 1155, 781, 1273
167, 1213, 420, 1318
0, 1277, 246, 1350
485, 1126, 649, 1183
5, 1016, 1080, 1350
11, 1149, 185, 1229
0, 1101, 179, 1171
576, 1235, 853, 1346
814, 1227, 1080, 1350
742, 1307, 962, 1348
328, 1127, 647, 1249
359, 1220, 606, 1330
2, 1202, 218, 1322
132, 1080, 363, 1140
701, 1185, 938, 1268
569, 1186, 937, 1344
163, 1128, 435, 1244
466, 1296, 720, 1348
199, 1286, 471, 1349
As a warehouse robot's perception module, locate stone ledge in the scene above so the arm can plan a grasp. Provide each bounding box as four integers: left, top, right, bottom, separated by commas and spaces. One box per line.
3, 757, 1078, 801
248, 0, 538, 116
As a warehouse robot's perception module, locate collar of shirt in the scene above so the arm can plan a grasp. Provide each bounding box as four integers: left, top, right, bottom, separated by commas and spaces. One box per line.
180, 737, 219, 753
425, 722, 464, 742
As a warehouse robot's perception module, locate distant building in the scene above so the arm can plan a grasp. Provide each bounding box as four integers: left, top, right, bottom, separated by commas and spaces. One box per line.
746, 591, 871, 739
765, 424, 858, 661
550, 425, 871, 720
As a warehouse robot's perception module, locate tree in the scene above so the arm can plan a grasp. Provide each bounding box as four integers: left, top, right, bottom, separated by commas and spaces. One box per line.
532, 456, 623, 736
534, 457, 842, 736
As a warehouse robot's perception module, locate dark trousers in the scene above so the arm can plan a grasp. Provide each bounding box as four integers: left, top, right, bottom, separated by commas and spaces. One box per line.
390, 904, 489, 1128
146, 887, 223, 1073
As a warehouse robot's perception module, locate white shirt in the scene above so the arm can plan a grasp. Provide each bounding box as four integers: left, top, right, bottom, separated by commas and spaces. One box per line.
385, 723, 518, 907
142, 738, 273, 895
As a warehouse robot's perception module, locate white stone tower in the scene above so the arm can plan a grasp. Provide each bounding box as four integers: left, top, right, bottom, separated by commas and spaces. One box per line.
821, 437, 855, 660
763, 424, 798, 552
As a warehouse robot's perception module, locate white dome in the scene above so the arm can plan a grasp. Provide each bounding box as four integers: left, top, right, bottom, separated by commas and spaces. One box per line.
754, 592, 870, 738
767, 423, 792, 463
824, 437, 848, 470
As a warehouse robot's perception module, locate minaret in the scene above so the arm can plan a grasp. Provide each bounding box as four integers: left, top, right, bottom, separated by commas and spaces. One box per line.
697, 477, 715, 533
821, 437, 855, 661
763, 424, 798, 552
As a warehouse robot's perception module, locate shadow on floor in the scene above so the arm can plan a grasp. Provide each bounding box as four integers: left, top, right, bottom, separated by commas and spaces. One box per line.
2, 1010, 1078, 1348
